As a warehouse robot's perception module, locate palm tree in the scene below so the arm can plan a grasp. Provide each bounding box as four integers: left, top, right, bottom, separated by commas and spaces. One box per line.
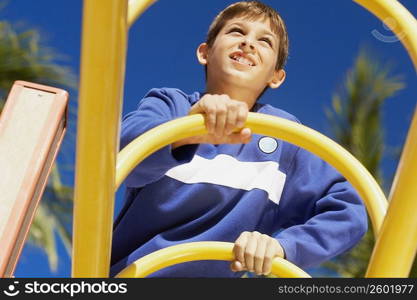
0, 18, 77, 272
322, 49, 417, 277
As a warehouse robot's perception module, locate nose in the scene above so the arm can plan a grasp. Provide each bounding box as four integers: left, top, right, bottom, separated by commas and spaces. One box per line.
240, 39, 255, 53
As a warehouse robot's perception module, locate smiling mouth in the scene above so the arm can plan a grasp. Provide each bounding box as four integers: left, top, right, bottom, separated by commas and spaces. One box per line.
229, 53, 255, 67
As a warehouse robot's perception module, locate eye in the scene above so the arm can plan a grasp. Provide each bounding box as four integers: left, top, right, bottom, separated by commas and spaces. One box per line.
260, 37, 273, 47
227, 27, 244, 35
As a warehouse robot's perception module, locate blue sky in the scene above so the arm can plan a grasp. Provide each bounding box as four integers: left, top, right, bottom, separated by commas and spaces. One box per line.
2, 0, 416, 277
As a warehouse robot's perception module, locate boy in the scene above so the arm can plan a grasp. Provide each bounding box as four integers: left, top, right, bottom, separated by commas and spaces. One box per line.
110, 1, 367, 277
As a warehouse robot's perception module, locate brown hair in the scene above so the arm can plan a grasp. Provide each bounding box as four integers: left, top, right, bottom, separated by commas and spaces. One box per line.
206, 1, 289, 70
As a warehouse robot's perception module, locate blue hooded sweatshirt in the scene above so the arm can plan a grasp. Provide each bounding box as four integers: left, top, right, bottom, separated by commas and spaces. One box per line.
110, 88, 367, 277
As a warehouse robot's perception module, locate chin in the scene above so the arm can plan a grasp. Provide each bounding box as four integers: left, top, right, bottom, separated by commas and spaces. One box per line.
226, 70, 255, 84
209, 66, 257, 87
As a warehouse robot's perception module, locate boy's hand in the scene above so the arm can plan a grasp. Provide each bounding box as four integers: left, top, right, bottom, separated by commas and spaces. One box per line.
190, 94, 249, 137
230, 231, 284, 276
172, 94, 251, 148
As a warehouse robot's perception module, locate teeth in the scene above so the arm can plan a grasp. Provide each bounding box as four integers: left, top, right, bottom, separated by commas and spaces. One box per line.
232, 54, 253, 66
241, 57, 252, 66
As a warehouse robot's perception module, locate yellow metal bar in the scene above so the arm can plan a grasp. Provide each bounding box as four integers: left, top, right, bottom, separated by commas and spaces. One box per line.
116, 113, 387, 238
72, 0, 128, 277
353, 0, 417, 70
115, 242, 311, 278
366, 107, 417, 277
128, 0, 157, 28
353, 0, 417, 278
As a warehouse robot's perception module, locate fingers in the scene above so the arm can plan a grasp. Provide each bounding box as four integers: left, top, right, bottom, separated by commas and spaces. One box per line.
263, 239, 278, 275
244, 232, 259, 272
200, 98, 217, 134
221, 128, 252, 144
236, 102, 248, 129
225, 103, 238, 135
205, 105, 217, 135
191, 94, 249, 139
233, 231, 250, 264
215, 101, 227, 137
254, 234, 269, 275
231, 231, 283, 276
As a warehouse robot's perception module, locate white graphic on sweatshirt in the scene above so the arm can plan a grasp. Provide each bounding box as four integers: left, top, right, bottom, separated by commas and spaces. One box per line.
166, 154, 286, 204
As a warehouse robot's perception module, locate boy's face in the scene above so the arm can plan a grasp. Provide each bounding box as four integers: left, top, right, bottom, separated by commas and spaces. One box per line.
197, 16, 285, 95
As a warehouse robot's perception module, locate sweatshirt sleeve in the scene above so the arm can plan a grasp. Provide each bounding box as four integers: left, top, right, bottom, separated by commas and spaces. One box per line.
121, 88, 198, 188
274, 146, 368, 270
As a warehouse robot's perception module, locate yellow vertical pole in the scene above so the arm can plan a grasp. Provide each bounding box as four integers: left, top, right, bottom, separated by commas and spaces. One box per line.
353, 0, 417, 277
72, 0, 128, 277
366, 111, 417, 277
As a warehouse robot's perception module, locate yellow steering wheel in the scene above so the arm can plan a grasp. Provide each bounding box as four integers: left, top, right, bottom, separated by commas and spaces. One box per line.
114, 113, 388, 278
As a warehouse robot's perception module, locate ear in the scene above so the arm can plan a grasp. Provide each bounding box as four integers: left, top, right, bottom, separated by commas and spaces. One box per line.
268, 69, 286, 89
196, 43, 209, 65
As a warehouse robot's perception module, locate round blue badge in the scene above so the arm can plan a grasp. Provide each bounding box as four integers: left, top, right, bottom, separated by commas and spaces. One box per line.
258, 137, 278, 154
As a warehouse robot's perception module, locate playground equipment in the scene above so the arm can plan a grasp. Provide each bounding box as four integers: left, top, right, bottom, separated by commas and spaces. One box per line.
1, 0, 415, 278
70, 0, 417, 278
0, 81, 68, 277
113, 112, 387, 278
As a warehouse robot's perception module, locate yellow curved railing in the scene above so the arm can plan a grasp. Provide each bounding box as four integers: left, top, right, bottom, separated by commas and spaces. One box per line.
115, 113, 387, 277
354, 0, 417, 70
116, 113, 388, 234
128, 0, 156, 28
115, 242, 310, 278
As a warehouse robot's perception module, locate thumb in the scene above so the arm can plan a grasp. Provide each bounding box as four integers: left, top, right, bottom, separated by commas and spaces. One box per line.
189, 101, 204, 115
230, 260, 246, 272
240, 128, 252, 143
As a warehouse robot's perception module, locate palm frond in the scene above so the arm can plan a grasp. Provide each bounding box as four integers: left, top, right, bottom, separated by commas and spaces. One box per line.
322, 48, 405, 277
0, 16, 77, 273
